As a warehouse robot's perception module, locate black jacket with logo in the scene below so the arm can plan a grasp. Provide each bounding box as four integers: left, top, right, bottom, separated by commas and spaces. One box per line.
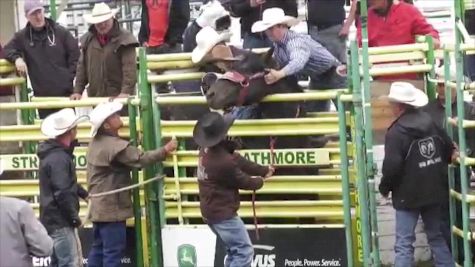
37, 140, 88, 233
3, 18, 79, 97
379, 108, 454, 210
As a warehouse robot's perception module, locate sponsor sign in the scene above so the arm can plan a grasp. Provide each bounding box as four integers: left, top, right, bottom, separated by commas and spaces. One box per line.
241, 149, 330, 166
162, 227, 217, 267
1, 153, 87, 171
32, 227, 135, 267
214, 228, 346, 267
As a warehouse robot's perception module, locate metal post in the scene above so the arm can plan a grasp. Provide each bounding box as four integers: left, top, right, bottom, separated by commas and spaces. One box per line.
359, 0, 380, 264
337, 92, 354, 267
350, 40, 372, 266
151, 93, 166, 227
128, 100, 145, 267
138, 47, 164, 267
425, 35, 436, 100
443, 51, 459, 261
49, 0, 57, 21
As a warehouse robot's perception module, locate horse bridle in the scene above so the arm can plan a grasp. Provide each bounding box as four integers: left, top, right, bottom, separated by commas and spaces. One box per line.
218, 71, 266, 106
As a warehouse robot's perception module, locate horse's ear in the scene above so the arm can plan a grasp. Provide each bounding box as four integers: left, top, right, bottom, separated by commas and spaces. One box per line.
262, 47, 275, 66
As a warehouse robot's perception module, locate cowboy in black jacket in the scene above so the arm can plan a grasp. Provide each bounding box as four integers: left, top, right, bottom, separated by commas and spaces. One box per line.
138, 0, 190, 52
379, 82, 456, 267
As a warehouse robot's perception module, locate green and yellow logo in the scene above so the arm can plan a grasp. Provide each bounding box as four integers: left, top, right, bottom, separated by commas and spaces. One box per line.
177, 244, 197, 267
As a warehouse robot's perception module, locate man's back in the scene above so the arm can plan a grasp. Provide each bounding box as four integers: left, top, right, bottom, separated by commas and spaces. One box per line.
0, 197, 53, 267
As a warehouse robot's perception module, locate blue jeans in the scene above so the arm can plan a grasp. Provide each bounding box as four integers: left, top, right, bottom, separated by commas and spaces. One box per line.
88, 221, 126, 267
308, 24, 347, 64
395, 205, 454, 267
231, 104, 260, 120
50, 227, 81, 267
209, 216, 254, 267
243, 33, 272, 49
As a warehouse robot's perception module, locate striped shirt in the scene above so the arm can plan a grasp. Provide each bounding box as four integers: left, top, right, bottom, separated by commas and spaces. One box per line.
273, 30, 339, 79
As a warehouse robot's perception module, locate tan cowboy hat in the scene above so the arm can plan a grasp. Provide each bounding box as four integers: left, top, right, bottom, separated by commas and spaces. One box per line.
89, 101, 123, 137
40, 108, 88, 138
192, 26, 232, 64
386, 82, 428, 107
84, 2, 119, 24
251, 7, 299, 33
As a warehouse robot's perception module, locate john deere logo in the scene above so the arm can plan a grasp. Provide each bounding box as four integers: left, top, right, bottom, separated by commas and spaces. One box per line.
177, 244, 197, 267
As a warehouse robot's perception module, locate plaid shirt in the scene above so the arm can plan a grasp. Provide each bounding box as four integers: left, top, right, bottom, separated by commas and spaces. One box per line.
274, 30, 339, 78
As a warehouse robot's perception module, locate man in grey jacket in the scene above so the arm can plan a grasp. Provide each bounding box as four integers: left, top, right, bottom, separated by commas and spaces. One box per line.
0, 196, 53, 267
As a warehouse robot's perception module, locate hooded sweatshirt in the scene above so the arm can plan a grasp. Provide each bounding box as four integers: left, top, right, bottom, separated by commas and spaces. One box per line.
380, 108, 454, 210
37, 139, 88, 233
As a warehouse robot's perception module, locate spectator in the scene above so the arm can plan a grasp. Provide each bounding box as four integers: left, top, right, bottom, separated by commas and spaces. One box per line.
0, 196, 53, 267
38, 108, 89, 267
86, 101, 177, 267
4, 0, 80, 118
379, 82, 456, 267
193, 112, 274, 267
183, 0, 230, 53
252, 8, 346, 112
356, 0, 439, 80
227, 0, 297, 49
306, 0, 358, 64
138, 0, 190, 54
422, 67, 475, 254
71, 2, 139, 100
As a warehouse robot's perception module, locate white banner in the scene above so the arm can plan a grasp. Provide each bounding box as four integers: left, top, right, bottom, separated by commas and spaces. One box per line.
162, 226, 217, 267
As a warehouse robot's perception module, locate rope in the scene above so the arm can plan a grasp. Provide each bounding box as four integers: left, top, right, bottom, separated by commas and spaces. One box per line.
81, 174, 165, 227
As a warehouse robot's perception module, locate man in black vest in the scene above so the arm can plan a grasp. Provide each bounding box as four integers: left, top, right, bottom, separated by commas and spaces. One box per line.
380, 82, 457, 267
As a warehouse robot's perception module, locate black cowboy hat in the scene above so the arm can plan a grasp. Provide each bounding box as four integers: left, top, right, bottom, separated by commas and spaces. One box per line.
193, 112, 235, 148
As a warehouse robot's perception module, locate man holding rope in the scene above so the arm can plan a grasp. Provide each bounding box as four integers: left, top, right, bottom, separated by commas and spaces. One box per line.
193, 112, 274, 267
38, 108, 89, 267
86, 101, 177, 267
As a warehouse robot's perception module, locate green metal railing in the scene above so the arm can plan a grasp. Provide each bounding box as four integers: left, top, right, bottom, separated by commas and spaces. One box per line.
446, 0, 475, 266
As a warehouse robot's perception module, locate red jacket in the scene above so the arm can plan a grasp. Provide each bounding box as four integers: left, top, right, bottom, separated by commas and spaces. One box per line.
357, 2, 439, 80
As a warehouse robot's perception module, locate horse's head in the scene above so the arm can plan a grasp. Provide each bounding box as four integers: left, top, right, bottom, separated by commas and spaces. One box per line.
204, 48, 299, 110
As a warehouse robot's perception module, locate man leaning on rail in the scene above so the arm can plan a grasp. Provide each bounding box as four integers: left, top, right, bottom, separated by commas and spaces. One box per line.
85, 101, 177, 267
379, 82, 458, 267
71, 3, 138, 101
38, 108, 89, 267
4, 0, 80, 119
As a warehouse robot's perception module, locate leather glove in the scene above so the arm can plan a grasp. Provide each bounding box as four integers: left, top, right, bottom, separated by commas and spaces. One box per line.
196, 1, 229, 29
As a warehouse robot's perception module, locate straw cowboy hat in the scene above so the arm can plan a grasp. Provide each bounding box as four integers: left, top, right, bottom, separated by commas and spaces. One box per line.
40, 108, 88, 138
192, 26, 232, 64
386, 82, 428, 107
251, 7, 299, 33
193, 112, 235, 148
89, 101, 123, 137
84, 2, 119, 24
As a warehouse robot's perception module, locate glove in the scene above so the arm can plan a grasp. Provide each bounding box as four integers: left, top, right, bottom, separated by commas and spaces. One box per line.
196, 1, 229, 29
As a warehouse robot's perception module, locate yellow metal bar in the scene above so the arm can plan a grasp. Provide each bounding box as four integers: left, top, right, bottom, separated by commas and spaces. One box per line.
449, 189, 475, 203
0, 59, 12, 66
362, 43, 428, 55
465, 156, 475, 166
148, 72, 204, 83
0, 77, 25, 86
365, 51, 426, 64
462, 119, 475, 128
171, 151, 184, 224
155, 91, 349, 105
0, 97, 140, 110
452, 226, 475, 240
0, 121, 132, 142
444, 42, 475, 52
147, 60, 196, 70
160, 117, 339, 137
164, 175, 344, 195
165, 200, 344, 219
146, 48, 269, 62
0, 65, 15, 74
365, 64, 432, 77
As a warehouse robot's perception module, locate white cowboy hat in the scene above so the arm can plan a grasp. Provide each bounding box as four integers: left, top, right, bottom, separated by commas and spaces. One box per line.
40, 108, 88, 138
84, 2, 119, 24
434, 66, 469, 84
89, 101, 123, 137
192, 26, 232, 64
251, 8, 299, 33
386, 82, 428, 107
